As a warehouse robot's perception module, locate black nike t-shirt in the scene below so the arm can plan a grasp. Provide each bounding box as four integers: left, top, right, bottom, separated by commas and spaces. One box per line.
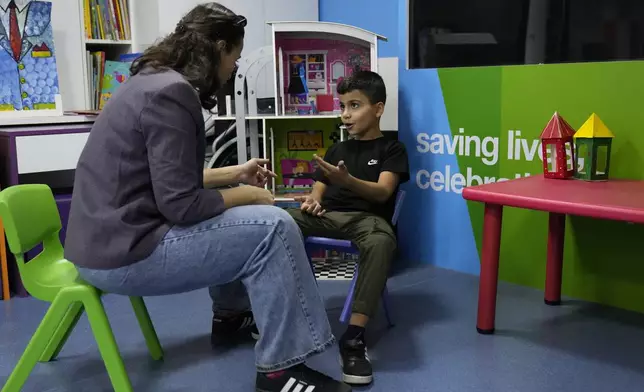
313, 137, 410, 222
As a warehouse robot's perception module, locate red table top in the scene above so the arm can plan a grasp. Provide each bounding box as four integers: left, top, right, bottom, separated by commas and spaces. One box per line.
462, 175, 644, 224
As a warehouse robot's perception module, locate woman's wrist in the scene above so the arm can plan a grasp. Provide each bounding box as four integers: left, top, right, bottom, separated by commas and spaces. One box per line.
219, 186, 254, 208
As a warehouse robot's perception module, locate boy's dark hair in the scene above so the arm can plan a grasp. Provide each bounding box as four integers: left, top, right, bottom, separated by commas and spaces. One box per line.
336, 70, 387, 105
130, 2, 246, 109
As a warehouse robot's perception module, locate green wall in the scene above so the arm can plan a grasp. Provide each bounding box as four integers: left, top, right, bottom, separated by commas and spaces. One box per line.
439, 61, 644, 313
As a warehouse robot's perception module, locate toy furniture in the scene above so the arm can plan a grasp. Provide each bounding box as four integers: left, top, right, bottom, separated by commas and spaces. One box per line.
0, 184, 163, 392
305, 191, 406, 326
280, 159, 316, 187
539, 112, 576, 179
462, 175, 644, 334
0, 117, 95, 296
574, 113, 615, 181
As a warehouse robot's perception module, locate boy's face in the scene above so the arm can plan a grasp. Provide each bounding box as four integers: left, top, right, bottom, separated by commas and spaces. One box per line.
339, 90, 384, 138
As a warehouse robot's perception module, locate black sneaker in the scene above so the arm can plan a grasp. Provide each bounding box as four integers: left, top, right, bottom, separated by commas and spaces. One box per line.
339, 334, 373, 385
211, 311, 260, 346
256, 364, 352, 392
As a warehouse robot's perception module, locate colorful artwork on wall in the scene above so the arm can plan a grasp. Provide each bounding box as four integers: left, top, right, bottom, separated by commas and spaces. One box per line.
287, 130, 324, 151
0, 0, 60, 113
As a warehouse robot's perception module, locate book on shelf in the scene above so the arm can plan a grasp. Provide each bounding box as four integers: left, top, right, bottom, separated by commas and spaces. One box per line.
86, 51, 105, 110
86, 52, 133, 110
83, 0, 131, 41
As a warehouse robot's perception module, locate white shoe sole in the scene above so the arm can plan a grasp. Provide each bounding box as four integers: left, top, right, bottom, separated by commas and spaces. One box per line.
342, 373, 373, 385
338, 354, 373, 385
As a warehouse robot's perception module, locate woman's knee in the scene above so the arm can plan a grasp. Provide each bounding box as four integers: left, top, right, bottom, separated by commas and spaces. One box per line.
266, 205, 301, 236
235, 205, 301, 235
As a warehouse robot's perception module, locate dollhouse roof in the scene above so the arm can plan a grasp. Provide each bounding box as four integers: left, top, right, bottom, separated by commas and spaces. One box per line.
539, 112, 576, 139
574, 113, 615, 139
267, 21, 387, 42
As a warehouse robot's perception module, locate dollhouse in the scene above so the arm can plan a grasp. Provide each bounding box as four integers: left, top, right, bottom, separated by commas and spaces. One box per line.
228, 21, 388, 198
270, 21, 386, 116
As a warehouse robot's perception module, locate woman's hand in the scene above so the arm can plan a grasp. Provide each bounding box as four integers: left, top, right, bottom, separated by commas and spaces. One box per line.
247, 185, 274, 205
220, 185, 274, 208
238, 158, 276, 187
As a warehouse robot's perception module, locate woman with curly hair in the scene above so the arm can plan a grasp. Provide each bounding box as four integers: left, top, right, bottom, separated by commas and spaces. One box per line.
65, 3, 350, 391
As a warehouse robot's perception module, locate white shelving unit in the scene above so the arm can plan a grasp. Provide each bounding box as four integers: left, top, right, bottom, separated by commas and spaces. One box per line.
77, 0, 159, 110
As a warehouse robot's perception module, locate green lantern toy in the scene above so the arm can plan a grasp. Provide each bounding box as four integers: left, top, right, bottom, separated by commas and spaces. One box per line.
573, 113, 615, 181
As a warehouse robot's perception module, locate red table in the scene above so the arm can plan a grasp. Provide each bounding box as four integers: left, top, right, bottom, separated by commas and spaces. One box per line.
462, 175, 644, 334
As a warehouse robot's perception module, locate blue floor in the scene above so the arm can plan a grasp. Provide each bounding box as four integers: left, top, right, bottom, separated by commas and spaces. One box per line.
2, 265, 644, 391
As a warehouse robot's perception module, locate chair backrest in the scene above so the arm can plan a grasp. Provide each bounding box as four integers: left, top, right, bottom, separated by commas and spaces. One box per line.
391, 190, 406, 225
0, 185, 78, 301
0, 184, 63, 261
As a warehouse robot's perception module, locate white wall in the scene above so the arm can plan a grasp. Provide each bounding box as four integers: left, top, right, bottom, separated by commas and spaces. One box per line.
157, 0, 318, 98
131, 0, 161, 52
158, 0, 318, 55
378, 57, 399, 131
51, 0, 85, 110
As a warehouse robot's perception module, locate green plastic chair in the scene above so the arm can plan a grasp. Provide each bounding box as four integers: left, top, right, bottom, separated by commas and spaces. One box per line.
0, 184, 163, 392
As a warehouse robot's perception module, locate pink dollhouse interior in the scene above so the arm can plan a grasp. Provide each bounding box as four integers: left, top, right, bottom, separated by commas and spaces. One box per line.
275, 34, 371, 115
280, 159, 316, 187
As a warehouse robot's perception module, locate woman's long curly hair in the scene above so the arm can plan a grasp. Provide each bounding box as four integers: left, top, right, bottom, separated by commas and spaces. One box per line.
130, 2, 245, 109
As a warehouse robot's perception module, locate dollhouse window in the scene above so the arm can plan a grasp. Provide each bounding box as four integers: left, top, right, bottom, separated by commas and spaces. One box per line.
332, 61, 345, 81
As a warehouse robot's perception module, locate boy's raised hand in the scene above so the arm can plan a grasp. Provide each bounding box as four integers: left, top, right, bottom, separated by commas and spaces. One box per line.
313, 154, 350, 185
295, 194, 325, 216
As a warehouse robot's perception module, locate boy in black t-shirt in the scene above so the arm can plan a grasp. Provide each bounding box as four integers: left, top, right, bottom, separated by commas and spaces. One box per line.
288, 71, 410, 386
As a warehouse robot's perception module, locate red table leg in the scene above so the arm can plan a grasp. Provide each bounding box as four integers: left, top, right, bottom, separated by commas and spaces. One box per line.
545, 212, 565, 305
477, 203, 503, 334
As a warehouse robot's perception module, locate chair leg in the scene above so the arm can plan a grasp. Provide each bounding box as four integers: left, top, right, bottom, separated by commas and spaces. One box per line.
129, 297, 163, 361
381, 285, 394, 328
305, 244, 319, 286
39, 302, 84, 362
340, 265, 359, 324
1, 296, 73, 392
83, 293, 133, 392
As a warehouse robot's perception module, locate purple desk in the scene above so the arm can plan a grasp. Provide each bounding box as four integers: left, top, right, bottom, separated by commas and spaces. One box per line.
0, 117, 94, 297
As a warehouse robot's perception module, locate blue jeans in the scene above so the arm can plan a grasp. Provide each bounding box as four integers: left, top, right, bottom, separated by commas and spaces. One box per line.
78, 205, 334, 372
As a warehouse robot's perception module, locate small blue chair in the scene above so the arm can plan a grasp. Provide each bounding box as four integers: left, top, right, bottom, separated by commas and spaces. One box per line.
305, 191, 406, 327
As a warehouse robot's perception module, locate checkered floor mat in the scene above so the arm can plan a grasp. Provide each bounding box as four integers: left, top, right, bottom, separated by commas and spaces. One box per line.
312, 258, 357, 280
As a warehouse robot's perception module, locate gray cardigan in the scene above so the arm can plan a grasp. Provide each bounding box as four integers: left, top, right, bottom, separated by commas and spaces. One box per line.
65, 68, 225, 270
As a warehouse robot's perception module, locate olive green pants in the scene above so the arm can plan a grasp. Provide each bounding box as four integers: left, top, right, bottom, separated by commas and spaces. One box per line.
287, 209, 397, 318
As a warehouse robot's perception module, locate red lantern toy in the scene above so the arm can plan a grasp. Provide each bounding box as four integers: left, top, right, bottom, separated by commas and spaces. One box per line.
540, 112, 576, 179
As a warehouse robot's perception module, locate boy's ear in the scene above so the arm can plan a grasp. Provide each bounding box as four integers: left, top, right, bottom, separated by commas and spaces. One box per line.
375, 102, 385, 118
